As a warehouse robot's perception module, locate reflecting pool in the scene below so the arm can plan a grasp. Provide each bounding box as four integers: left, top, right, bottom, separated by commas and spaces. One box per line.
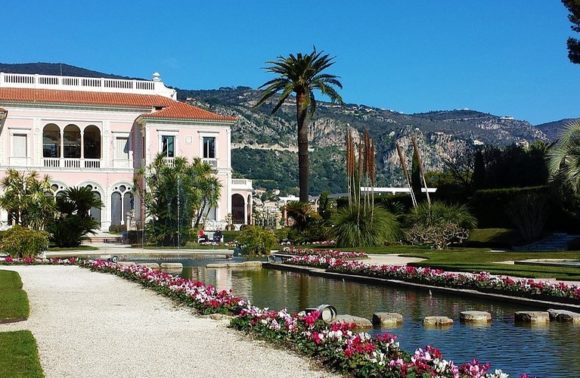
148, 257, 579, 377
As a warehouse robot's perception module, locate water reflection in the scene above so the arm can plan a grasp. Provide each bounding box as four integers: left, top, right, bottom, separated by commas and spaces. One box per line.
164, 260, 578, 377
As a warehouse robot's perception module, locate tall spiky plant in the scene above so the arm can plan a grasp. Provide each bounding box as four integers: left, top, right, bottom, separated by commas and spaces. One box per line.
255, 48, 343, 203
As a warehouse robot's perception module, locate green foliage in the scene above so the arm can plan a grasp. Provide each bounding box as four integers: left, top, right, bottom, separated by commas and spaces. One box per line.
469, 186, 547, 228
221, 230, 239, 243
237, 226, 277, 256
0, 331, 44, 378
285, 201, 320, 231
476, 143, 549, 189
48, 186, 103, 247
255, 48, 343, 202
548, 120, 580, 192
317, 192, 334, 221
507, 192, 547, 243
562, 0, 580, 64
1, 225, 48, 257
108, 224, 127, 233
411, 148, 422, 200
405, 202, 476, 249
406, 201, 477, 230
0, 169, 55, 230
142, 155, 221, 246
232, 147, 346, 195
333, 206, 400, 248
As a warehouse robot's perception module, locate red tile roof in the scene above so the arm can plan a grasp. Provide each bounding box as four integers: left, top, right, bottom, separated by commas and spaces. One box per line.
140, 101, 236, 122
0, 87, 236, 122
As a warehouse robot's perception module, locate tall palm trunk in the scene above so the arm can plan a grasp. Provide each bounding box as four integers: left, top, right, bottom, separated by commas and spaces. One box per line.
296, 91, 309, 203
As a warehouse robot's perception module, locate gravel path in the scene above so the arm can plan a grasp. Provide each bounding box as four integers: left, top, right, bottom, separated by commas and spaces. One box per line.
0, 265, 337, 378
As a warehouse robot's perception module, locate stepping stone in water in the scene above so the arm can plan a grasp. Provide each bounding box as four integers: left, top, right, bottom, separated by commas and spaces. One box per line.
372, 312, 403, 326
460, 311, 492, 323
423, 316, 453, 327
514, 311, 550, 323
141, 263, 160, 269
160, 263, 183, 269
547, 309, 580, 323
332, 314, 373, 328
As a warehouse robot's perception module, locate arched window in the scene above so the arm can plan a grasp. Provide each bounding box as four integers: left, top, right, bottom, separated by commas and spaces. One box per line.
232, 194, 245, 224
63, 124, 81, 158
110, 184, 134, 226
43, 124, 60, 158
85, 184, 102, 226
83, 125, 101, 159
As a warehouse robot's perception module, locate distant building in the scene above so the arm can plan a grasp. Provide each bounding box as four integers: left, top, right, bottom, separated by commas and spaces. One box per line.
0, 72, 252, 230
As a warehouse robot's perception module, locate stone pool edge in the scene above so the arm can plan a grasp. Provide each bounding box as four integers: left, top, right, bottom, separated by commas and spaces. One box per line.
263, 263, 580, 312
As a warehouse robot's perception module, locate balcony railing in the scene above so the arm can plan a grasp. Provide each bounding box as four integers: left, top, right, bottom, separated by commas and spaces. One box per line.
0, 72, 176, 99
42, 158, 101, 169
231, 178, 253, 190
203, 158, 217, 168
163, 157, 175, 167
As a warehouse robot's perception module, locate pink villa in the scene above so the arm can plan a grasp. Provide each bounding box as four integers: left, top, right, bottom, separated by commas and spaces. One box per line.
0, 72, 253, 231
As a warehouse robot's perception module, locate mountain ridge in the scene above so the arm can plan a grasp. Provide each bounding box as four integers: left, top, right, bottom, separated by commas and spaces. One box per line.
0, 62, 564, 194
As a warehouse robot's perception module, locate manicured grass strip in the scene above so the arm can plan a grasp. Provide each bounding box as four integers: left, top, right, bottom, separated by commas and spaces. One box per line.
0, 270, 29, 321
0, 331, 44, 378
0, 270, 23, 289
0, 289, 29, 322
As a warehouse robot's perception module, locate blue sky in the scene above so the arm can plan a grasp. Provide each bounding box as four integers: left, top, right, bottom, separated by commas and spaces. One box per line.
1, 0, 578, 124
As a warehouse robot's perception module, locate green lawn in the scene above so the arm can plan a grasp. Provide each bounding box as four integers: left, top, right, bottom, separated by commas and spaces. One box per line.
0, 270, 29, 322
0, 331, 44, 377
334, 245, 580, 280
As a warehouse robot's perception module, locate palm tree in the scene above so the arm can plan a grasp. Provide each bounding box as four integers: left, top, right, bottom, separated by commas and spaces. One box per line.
256, 48, 343, 202
548, 120, 580, 192
0, 169, 54, 230
49, 186, 104, 247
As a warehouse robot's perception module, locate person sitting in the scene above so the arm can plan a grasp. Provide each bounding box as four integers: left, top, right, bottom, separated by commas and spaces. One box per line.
213, 230, 223, 243
197, 229, 207, 243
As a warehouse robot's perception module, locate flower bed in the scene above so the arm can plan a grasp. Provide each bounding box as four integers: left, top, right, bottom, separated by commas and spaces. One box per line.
77, 259, 519, 377
0, 256, 78, 265
282, 247, 367, 259
231, 307, 511, 378
284, 257, 580, 303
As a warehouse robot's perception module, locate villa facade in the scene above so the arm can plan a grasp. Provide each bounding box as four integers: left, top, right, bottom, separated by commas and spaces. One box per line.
0, 72, 252, 231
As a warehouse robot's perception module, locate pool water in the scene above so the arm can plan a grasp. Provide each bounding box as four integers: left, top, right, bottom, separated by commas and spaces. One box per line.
152, 257, 579, 377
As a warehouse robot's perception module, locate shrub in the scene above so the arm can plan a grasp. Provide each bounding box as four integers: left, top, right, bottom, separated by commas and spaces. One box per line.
109, 224, 127, 233
405, 202, 476, 249
406, 201, 477, 229
507, 192, 547, 243
406, 223, 469, 250
469, 186, 546, 228
221, 230, 239, 243
48, 215, 99, 248
127, 230, 145, 245
237, 226, 277, 256
333, 206, 400, 248
1, 226, 48, 257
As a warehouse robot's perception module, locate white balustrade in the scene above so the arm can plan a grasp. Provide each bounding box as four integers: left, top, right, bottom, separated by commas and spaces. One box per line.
84, 159, 101, 168
63, 158, 81, 168
43, 158, 60, 168
0, 72, 175, 98
163, 157, 175, 167
42, 158, 102, 169
203, 158, 218, 168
